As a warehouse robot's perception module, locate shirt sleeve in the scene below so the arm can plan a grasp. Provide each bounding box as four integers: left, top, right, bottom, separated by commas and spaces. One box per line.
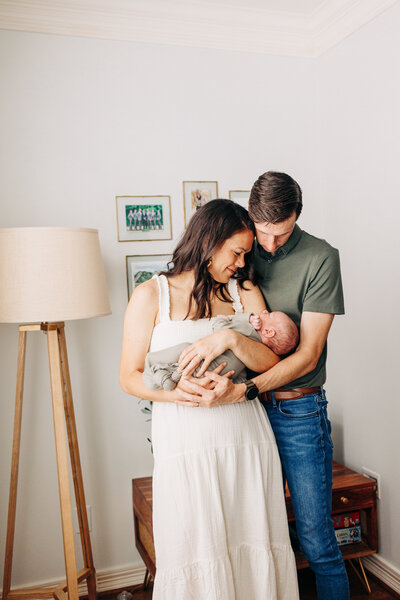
303, 248, 345, 315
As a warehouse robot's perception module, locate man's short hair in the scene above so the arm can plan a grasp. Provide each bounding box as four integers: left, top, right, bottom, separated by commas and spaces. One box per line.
249, 171, 302, 223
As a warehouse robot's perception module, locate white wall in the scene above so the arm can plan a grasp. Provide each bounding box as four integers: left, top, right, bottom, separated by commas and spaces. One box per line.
1, 4, 399, 584
316, 2, 400, 569
0, 30, 318, 585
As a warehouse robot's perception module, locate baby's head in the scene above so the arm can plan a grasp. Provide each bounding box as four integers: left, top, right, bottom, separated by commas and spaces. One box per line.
250, 310, 298, 356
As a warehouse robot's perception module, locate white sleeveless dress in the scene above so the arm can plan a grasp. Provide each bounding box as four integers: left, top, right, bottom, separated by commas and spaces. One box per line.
150, 275, 299, 600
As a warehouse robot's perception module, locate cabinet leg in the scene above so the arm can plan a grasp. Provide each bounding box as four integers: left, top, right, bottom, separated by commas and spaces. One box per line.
348, 558, 371, 594
143, 569, 151, 590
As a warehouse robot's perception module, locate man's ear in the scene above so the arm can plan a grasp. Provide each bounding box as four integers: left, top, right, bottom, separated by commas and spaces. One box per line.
263, 328, 276, 338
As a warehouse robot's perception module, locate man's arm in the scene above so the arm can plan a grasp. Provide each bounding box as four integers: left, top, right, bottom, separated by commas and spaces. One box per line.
179, 281, 279, 377
252, 311, 334, 392
179, 327, 279, 378
176, 311, 334, 406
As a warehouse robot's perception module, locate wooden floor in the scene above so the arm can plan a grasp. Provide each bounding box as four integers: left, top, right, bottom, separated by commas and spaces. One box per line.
119, 565, 399, 600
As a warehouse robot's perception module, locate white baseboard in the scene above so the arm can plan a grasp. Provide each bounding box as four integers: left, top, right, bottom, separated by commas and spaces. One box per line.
363, 554, 400, 594
0, 563, 147, 597
4, 554, 400, 596
80, 563, 147, 594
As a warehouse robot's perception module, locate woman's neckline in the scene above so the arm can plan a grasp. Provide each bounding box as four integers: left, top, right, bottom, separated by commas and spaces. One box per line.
154, 315, 234, 327
156, 273, 241, 324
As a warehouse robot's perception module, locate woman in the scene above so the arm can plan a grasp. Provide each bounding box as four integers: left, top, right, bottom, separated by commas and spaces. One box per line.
120, 200, 299, 599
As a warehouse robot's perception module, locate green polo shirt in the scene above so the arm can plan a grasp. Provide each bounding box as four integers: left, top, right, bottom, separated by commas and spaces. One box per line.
253, 224, 344, 388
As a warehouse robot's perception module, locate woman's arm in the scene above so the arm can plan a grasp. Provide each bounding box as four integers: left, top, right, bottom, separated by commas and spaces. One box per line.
179, 281, 280, 377
119, 279, 199, 406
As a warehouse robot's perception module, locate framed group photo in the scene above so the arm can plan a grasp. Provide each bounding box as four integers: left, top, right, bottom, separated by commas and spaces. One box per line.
182, 181, 218, 226
228, 190, 250, 210
126, 254, 172, 299
116, 196, 172, 241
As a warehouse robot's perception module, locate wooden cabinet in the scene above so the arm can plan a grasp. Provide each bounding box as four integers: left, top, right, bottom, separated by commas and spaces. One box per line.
289, 461, 378, 569
132, 461, 378, 578
132, 477, 156, 578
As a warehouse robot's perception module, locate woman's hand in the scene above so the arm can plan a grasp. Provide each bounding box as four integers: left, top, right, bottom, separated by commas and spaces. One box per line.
178, 330, 235, 377
171, 363, 234, 407
176, 370, 245, 408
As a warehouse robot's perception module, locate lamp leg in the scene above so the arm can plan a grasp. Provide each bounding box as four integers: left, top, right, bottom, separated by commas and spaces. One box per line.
58, 327, 97, 600
2, 331, 27, 600
47, 328, 79, 600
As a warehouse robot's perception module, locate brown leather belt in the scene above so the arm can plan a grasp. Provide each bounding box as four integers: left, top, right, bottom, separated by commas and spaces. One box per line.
261, 387, 321, 402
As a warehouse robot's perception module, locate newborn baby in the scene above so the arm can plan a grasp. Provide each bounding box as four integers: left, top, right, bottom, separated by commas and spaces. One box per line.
143, 310, 299, 391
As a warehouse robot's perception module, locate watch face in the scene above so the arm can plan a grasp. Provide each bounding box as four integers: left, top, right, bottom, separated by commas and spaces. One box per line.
246, 383, 258, 400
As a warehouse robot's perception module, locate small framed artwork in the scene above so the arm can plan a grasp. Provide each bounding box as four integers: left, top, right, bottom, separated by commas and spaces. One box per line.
116, 196, 172, 242
126, 254, 172, 299
182, 181, 218, 226
229, 190, 250, 210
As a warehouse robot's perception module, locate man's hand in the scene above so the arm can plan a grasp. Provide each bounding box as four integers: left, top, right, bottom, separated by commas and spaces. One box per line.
178, 330, 234, 377
172, 362, 234, 407
176, 370, 246, 408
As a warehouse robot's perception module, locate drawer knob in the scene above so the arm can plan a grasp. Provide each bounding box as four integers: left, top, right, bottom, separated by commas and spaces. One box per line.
341, 496, 349, 504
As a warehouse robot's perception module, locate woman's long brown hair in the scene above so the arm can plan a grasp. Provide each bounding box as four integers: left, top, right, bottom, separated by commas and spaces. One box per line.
161, 199, 256, 320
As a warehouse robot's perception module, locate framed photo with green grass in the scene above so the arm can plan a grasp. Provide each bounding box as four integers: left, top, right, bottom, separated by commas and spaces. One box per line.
126, 254, 172, 299
116, 196, 172, 241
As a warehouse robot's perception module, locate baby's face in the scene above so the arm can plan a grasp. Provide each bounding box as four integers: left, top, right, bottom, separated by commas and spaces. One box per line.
250, 310, 286, 343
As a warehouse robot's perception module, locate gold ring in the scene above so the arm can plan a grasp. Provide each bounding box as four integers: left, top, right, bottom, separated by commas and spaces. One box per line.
195, 402, 200, 407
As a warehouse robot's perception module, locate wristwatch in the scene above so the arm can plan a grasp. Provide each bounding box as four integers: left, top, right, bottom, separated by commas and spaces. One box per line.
244, 379, 259, 401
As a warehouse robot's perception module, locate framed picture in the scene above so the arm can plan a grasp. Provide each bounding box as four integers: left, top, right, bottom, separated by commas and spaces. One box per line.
182, 181, 218, 226
116, 196, 172, 242
229, 190, 250, 210
126, 254, 172, 299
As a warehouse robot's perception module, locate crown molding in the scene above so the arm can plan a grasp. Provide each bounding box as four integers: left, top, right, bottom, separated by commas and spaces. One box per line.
0, 0, 398, 57
311, 0, 400, 55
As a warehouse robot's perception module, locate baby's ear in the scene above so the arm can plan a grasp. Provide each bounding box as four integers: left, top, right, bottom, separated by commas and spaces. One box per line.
262, 327, 276, 338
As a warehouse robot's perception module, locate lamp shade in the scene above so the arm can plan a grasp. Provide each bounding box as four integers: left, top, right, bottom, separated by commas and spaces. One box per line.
0, 227, 111, 323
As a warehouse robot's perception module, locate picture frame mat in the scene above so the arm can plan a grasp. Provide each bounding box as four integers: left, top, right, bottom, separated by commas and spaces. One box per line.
228, 190, 250, 209
116, 195, 172, 242
182, 181, 219, 227
126, 254, 172, 299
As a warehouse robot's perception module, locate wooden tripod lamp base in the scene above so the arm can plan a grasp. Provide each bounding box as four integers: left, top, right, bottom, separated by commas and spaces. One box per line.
2, 323, 96, 600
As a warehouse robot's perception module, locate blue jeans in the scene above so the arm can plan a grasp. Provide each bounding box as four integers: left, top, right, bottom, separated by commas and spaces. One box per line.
262, 389, 350, 600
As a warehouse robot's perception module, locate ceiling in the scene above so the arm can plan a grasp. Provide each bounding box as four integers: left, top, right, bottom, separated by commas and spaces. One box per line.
191, 0, 325, 15
0, 0, 398, 57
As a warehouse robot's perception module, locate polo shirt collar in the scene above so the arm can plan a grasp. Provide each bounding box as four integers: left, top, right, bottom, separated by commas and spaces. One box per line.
256, 223, 303, 260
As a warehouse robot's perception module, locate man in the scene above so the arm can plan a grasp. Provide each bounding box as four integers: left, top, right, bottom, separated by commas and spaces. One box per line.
127, 209, 134, 230
177, 172, 349, 600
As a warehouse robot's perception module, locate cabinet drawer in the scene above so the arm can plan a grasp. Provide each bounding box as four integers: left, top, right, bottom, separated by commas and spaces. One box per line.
332, 487, 375, 512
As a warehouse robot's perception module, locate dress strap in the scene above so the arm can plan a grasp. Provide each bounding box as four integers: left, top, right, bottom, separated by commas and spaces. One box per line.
227, 278, 244, 314
153, 274, 171, 322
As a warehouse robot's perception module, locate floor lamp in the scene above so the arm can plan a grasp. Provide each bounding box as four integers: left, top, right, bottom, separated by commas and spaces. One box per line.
0, 227, 111, 600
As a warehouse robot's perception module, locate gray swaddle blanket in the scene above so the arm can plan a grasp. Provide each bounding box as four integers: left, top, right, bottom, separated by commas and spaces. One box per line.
143, 313, 261, 390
